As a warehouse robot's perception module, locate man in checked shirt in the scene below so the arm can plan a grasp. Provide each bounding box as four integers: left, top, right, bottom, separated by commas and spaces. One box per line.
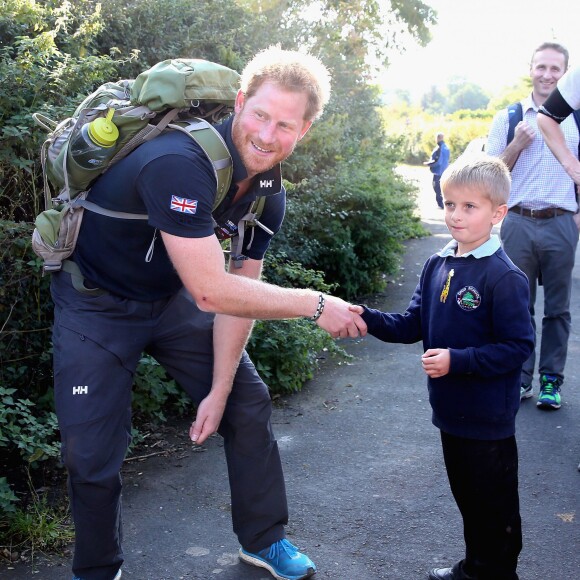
486, 42, 580, 411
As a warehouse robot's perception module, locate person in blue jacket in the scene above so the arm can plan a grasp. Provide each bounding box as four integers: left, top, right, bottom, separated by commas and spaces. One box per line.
352, 155, 534, 580
424, 132, 450, 208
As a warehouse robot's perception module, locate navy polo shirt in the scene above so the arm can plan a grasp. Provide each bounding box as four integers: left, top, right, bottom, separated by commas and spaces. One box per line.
73, 116, 286, 300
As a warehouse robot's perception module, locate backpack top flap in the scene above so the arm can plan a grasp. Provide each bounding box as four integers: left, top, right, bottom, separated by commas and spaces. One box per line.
131, 59, 241, 112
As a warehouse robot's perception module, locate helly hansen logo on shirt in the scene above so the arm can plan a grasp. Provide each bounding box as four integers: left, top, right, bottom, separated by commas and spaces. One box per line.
170, 195, 198, 214
260, 180, 273, 188
73, 386, 88, 395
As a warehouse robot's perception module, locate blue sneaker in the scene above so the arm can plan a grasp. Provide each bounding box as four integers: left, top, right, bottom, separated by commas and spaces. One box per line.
239, 538, 316, 580
537, 374, 562, 409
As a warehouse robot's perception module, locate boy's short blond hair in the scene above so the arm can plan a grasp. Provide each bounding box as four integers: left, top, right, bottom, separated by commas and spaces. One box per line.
440, 154, 511, 207
240, 45, 331, 121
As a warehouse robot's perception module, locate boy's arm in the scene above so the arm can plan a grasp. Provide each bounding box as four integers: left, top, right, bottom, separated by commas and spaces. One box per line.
356, 283, 423, 344
447, 271, 534, 377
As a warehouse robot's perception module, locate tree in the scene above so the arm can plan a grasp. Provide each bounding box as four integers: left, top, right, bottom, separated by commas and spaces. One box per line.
421, 84, 447, 114
445, 81, 489, 113
487, 77, 531, 111
94, 0, 264, 77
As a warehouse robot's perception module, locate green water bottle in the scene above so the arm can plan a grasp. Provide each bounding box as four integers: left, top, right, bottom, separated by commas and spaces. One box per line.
70, 108, 119, 168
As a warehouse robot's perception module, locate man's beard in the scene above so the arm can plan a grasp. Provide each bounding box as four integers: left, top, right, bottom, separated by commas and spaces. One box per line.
232, 116, 294, 176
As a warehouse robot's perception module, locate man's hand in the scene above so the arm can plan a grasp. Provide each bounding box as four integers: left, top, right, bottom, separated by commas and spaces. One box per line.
513, 120, 536, 149
189, 391, 229, 446
316, 296, 367, 338
500, 120, 536, 170
421, 348, 450, 378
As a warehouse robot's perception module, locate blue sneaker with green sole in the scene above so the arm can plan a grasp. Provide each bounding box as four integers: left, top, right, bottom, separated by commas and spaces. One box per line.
537, 374, 562, 409
239, 538, 316, 580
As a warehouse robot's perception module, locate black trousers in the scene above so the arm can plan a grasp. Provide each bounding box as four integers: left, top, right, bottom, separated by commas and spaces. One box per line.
440, 431, 522, 580
51, 272, 288, 580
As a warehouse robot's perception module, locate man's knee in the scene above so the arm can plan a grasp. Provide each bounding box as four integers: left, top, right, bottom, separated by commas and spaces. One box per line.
61, 416, 131, 482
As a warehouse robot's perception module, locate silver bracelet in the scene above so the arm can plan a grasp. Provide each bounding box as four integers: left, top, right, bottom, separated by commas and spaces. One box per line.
309, 293, 325, 321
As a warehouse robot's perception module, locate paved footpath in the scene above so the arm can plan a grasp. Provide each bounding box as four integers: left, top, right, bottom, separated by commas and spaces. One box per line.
4, 166, 579, 579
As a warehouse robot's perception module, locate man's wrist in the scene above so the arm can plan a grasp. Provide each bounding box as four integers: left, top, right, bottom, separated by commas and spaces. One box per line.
309, 293, 326, 321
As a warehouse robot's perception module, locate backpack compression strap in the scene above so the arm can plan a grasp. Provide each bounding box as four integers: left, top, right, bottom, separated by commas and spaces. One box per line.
231, 196, 270, 269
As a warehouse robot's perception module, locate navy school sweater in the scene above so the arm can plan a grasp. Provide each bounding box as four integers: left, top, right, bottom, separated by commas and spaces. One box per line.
361, 245, 534, 440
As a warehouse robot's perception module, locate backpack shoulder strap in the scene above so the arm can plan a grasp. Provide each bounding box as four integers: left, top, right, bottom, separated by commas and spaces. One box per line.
506, 102, 523, 146
77, 117, 233, 225
168, 118, 233, 208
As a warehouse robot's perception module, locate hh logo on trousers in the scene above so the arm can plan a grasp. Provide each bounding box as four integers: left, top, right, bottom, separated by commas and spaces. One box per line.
73, 386, 88, 395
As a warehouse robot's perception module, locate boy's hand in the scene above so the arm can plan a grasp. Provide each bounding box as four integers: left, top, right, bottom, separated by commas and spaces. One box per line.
421, 348, 450, 378
349, 305, 364, 315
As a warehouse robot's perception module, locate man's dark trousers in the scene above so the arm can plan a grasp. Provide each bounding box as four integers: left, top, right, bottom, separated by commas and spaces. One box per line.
433, 174, 444, 209
51, 272, 288, 580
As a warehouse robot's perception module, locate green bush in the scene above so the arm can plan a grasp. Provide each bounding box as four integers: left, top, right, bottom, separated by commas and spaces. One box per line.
247, 318, 346, 394
248, 251, 349, 393
0, 386, 60, 513
272, 150, 425, 301
132, 356, 193, 423
0, 221, 53, 402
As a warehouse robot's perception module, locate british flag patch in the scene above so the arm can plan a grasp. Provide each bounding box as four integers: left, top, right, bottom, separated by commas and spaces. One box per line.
170, 195, 198, 214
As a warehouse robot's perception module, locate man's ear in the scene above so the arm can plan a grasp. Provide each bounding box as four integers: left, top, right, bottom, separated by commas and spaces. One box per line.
298, 120, 313, 141
492, 203, 508, 224
234, 89, 245, 114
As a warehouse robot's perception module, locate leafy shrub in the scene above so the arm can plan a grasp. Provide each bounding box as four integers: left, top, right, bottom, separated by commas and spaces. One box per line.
132, 356, 193, 423
248, 251, 349, 394
247, 318, 346, 394
0, 386, 60, 513
0, 222, 53, 403
0, 1, 125, 222
272, 151, 424, 301
0, 387, 59, 464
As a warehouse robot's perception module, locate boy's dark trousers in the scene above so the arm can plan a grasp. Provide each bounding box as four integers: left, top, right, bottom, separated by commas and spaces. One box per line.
440, 431, 522, 580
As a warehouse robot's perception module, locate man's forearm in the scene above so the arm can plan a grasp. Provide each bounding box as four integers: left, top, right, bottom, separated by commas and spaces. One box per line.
161, 231, 366, 338
499, 140, 524, 170
163, 231, 320, 319
211, 313, 254, 398
538, 113, 580, 184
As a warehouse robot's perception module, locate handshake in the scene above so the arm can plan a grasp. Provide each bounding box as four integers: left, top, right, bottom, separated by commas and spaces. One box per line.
311, 296, 367, 339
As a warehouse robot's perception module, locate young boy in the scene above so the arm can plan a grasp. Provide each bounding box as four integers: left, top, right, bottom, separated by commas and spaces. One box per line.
352, 155, 534, 580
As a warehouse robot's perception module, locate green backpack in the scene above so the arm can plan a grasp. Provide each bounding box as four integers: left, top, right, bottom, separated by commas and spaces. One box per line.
32, 58, 267, 275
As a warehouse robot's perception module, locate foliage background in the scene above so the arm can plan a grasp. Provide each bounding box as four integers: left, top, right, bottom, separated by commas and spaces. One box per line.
381, 76, 532, 164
